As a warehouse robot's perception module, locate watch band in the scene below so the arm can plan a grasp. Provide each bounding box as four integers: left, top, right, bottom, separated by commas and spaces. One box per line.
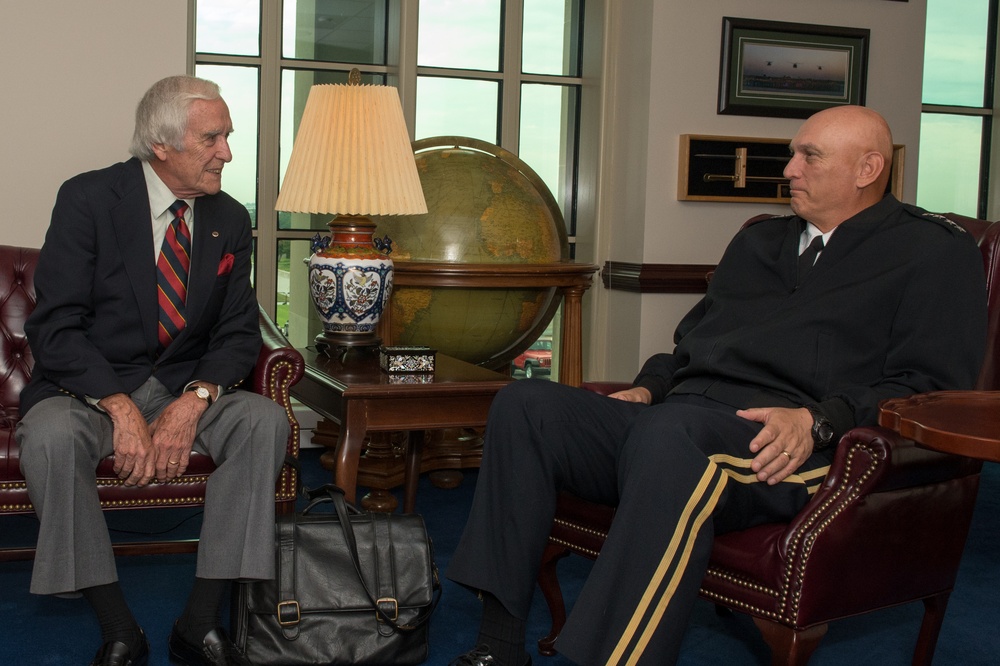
805, 405, 835, 449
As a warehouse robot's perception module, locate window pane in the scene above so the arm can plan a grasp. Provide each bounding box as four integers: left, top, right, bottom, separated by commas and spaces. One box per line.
922, 0, 990, 106
522, 0, 581, 76
276, 239, 324, 347
916, 113, 983, 217
415, 76, 499, 144
278, 69, 386, 231
519, 83, 578, 222
195, 64, 260, 227
417, 0, 501, 71
283, 0, 387, 64
196, 0, 260, 56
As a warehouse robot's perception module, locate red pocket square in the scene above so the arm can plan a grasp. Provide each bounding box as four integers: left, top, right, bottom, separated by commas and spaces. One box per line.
218, 253, 234, 276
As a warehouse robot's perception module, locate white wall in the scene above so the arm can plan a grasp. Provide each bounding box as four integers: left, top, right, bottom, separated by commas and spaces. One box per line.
0, 0, 188, 249
593, 0, 928, 381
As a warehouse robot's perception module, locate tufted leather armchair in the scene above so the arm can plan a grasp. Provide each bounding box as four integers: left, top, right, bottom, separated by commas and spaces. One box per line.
536, 213, 1000, 665
0, 244, 305, 561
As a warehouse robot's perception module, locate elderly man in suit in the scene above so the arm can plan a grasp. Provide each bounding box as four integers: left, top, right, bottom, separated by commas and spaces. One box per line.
16, 76, 288, 666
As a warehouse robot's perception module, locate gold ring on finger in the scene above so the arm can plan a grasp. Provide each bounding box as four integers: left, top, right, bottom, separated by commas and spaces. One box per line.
781, 451, 791, 460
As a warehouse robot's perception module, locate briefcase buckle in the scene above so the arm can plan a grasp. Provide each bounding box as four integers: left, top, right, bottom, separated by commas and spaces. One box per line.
277, 599, 301, 626
376, 597, 398, 622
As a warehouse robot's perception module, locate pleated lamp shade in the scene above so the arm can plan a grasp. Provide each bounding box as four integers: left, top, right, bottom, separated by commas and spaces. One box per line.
275, 81, 427, 216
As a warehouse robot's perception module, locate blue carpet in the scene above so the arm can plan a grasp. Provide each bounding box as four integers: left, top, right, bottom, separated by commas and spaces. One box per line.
2, 449, 999, 664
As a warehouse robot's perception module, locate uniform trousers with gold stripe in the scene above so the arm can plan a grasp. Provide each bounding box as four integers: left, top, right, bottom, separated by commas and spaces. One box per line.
447, 379, 832, 666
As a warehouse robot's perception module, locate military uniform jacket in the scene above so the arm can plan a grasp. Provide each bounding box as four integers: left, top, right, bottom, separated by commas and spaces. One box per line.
634, 195, 988, 438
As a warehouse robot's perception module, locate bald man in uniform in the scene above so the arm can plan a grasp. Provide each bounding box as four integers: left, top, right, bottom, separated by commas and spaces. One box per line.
447, 106, 989, 666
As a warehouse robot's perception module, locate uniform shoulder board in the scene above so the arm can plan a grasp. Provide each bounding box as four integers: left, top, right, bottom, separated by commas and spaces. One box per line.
901, 204, 967, 234
743, 213, 792, 228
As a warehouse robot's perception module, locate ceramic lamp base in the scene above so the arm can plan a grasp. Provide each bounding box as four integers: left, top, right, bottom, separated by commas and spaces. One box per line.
308, 215, 393, 351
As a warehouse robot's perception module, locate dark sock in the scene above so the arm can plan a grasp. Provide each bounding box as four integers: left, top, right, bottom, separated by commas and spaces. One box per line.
176, 577, 228, 643
476, 592, 528, 666
82, 582, 144, 654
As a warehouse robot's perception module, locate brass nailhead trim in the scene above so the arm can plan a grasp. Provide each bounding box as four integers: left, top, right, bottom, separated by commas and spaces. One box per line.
552, 517, 609, 540
549, 536, 602, 559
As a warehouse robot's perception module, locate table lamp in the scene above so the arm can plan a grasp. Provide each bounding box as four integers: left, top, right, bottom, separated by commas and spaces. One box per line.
275, 69, 427, 351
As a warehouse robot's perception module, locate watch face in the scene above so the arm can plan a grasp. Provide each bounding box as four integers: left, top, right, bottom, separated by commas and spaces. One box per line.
815, 421, 834, 443
189, 386, 211, 402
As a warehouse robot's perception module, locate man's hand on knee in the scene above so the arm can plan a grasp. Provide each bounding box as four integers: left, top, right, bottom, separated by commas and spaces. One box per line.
738, 407, 814, 485
99, 393, 155, 486
149, 395, 204, 481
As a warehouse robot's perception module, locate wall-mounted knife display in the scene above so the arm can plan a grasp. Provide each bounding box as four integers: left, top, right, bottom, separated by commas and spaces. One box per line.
678, 134, 904, 204
678, 134, 792, 203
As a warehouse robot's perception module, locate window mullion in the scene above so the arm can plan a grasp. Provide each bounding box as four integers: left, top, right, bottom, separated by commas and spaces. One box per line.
500, 0, 523, 152
388, 0, 419, 136
255, 0, 284, 318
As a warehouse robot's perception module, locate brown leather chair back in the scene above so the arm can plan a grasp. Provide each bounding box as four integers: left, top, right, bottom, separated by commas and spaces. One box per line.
0, 245, 38, 480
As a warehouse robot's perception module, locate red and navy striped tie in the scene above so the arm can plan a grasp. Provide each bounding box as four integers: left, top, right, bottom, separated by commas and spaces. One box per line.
157, 200, 191, 351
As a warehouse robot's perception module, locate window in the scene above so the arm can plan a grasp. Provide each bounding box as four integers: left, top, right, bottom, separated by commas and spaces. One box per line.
194, 0, 586, 348
917, 0, 997, 218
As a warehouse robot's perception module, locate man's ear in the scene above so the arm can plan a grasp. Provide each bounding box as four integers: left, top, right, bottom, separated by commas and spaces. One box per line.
856, 151, 885, 188
150, 142, 169, 162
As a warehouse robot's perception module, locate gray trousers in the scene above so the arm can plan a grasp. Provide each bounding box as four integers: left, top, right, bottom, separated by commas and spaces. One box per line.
16, 377, 289, 596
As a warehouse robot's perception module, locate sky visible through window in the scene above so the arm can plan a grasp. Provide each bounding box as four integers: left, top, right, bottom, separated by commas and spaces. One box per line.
922, 0, 990, 106
196, 0, 570, 219
917, 0, 991, 216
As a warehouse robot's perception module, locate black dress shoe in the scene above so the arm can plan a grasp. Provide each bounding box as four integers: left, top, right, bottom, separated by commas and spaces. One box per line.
90, 630, 149, 666
450, 645, 532, 666
167, 622, 251, 666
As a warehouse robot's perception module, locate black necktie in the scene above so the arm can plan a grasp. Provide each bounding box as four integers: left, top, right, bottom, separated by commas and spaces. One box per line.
797, 235, 824, 287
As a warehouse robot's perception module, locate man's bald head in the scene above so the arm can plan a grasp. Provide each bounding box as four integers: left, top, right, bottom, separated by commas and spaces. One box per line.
783, 106, 894, 231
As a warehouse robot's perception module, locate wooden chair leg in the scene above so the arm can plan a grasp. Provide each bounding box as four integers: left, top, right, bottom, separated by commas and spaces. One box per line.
752, 617, 828, 666
912, 592, 950, 666
536, 543, 571, 656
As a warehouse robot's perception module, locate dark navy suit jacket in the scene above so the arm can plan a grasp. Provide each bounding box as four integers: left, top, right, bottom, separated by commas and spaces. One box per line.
21, 157, 260, 416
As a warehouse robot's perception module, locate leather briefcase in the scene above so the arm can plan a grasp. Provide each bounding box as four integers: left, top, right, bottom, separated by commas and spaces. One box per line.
231, 485, 439, 665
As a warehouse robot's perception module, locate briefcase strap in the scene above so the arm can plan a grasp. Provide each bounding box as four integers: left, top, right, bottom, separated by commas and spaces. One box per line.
329, 487, 441, 633
276, 517, 302, 641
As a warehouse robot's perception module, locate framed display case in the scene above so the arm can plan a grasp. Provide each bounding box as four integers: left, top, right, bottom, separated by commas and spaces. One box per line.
678, 134, 904, 204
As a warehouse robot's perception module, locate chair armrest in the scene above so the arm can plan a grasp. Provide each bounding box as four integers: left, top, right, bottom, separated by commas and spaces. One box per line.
815, 426, 981, 498
582, 381, 631, 396
252, 307, 305, 508
777, 425, 981, 559
251, 306, 305, 404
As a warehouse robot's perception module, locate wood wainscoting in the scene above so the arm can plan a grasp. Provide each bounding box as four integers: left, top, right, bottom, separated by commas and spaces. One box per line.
602, 261, 715, 293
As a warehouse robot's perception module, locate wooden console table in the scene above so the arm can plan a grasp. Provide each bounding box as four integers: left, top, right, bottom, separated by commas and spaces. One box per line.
879, 391, 1000, 462
291, 348, 511, 512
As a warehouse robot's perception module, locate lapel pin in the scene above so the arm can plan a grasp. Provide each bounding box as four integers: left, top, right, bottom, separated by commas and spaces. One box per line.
212, 231, 220, 238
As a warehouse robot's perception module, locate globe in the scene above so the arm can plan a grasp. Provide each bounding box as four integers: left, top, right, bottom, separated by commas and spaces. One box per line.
373, 136, 570, 369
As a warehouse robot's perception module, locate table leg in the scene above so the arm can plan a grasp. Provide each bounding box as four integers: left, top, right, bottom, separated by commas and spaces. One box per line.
334, 411, 366, 507
403, 430, 425, 514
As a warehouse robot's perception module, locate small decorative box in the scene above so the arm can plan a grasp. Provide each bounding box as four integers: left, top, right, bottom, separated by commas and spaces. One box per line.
388, 373, 435, 384
379, 345, 436, 373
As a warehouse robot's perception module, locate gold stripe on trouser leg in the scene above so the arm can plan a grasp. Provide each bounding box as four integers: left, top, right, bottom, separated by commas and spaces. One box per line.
607, 462, 729, 666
